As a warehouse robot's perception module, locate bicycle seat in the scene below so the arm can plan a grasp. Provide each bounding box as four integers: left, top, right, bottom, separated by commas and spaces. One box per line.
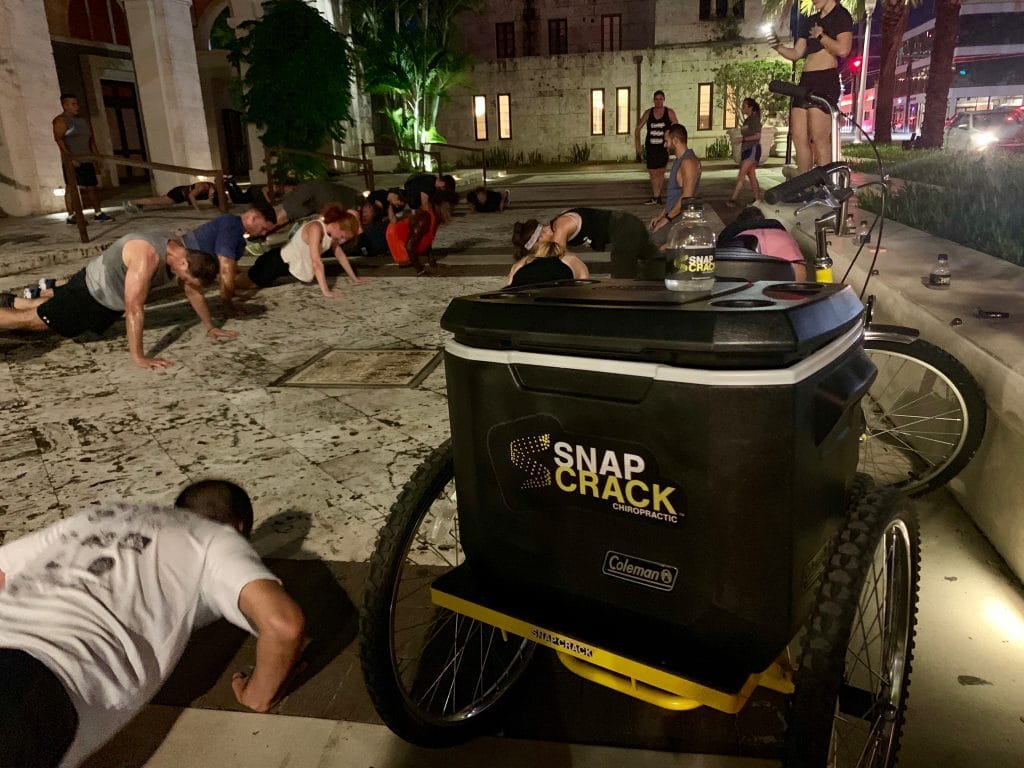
714, 247, 798, 282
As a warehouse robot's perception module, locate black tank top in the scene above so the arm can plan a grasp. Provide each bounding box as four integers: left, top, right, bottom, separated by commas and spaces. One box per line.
556, 208, 613, 251
511, 258, 574, 287
645, 108, 670, 148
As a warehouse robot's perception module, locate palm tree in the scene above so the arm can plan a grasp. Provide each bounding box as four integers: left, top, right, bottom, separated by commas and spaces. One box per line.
351, 0, 478, 168
919, 0, 962, 148
873, 0, 919, 144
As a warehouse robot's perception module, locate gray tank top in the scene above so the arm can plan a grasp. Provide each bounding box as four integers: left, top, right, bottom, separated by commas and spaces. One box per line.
85, 233, 175, 311
663, 148, 701, 214
62, 111, 92, 155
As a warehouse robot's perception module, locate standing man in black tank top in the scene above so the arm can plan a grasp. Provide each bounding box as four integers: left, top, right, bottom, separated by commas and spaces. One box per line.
634, 91, 678, 206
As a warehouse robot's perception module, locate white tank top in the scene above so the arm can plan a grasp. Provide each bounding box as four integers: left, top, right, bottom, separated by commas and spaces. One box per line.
281, 218, 332, 282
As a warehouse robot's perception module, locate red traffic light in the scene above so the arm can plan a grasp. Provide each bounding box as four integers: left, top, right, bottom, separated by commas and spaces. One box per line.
851, 58, 863, 69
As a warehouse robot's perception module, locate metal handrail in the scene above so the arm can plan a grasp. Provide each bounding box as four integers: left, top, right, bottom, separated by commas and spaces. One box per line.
360, 141, 442, 175
428, 142, 489, 187
62, 153, 230, 243
264, 146, 375, 192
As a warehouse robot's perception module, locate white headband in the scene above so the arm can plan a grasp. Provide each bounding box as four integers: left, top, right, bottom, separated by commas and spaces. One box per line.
524, 224, 543, 251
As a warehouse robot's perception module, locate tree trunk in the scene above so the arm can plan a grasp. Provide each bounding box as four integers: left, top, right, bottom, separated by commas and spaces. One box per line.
874, 0, 911, 144
919, 0, 962, 148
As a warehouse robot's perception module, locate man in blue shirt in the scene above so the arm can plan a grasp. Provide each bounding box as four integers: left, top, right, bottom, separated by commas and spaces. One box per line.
183, 199, 276, 314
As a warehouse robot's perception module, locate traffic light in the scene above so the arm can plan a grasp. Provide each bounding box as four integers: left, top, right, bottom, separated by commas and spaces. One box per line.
851, 57, 863, 70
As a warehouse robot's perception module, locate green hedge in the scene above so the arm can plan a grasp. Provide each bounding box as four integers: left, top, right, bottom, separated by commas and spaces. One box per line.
849, 148, 1024, 266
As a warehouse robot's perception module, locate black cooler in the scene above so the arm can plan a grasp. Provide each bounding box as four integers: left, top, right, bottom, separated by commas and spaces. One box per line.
437, 279, 874, 695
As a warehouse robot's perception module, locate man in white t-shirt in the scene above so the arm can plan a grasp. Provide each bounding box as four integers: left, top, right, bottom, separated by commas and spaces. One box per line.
0, 481, 305, 768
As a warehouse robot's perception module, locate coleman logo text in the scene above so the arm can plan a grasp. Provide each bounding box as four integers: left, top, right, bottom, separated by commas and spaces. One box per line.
602, 551, 678, 591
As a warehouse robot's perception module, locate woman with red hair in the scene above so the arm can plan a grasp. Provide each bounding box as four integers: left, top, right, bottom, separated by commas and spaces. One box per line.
246, 203, 368, 296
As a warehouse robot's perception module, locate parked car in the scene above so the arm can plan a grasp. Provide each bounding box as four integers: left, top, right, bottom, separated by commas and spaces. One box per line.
944, 107, 1024, 151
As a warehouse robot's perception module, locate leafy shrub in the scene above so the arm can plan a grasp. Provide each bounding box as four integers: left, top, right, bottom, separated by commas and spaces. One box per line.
705, 136, 732, 160
566, 143, 592, 164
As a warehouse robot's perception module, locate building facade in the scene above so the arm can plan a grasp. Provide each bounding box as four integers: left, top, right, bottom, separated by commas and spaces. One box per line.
436, 0, 784, 163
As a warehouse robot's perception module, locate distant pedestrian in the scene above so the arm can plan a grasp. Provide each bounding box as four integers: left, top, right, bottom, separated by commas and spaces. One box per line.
52, 93, 112, 225
727, 98, 764, 207
634, 90, 678, 206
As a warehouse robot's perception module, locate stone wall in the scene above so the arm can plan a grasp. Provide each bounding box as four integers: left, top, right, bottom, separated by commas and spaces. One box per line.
435, 40, 772, 163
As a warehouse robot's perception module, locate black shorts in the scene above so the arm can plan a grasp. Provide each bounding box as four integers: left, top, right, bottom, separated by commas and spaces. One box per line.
62, 161, 98, 188
36, 269, 122, 338
794, 69, 840, 112
645, 144, 669, 170
0, 648, 79, 768
166, 185, 190, 204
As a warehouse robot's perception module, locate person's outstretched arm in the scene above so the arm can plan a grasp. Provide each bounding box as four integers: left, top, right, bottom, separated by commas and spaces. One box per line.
633, 108, 651, 156
232, 579, 305, 712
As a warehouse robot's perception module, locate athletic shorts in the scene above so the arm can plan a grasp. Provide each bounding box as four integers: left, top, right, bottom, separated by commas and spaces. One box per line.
741, 143, 763, 164
166, 185, 190, 204
36, 269, 122, 338
62, 161, 98, 188
794, 69, 840, 112
645, 144, 669, 170
0, 648, 79, 768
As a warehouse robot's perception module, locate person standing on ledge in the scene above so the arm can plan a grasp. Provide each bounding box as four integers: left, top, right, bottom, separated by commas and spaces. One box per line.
767, 0, 853, 173
634, 90, 678, 206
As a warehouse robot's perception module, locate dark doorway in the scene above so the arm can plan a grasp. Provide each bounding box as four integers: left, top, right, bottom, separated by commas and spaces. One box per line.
221, 108, 250, 176
101, 79, 148, 183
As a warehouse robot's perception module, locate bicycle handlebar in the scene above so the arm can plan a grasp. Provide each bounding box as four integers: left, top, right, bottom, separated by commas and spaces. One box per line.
768, 79, 833, 111
763, 161, 850, 204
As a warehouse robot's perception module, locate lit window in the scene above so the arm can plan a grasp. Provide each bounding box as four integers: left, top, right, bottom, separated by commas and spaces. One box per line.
616, 87, 630, 134
697, 83, 713, 131
498, 94, 512, 140
723, 85, 737, 129
591, 89, 605, 135
474, 96, 488, 140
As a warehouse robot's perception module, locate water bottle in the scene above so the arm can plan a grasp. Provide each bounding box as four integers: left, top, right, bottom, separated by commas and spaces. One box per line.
664, 199, 716, 293
928, 253, 951, 289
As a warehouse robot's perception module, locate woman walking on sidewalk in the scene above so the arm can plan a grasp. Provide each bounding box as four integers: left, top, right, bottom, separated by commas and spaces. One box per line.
728, 98, 763, 207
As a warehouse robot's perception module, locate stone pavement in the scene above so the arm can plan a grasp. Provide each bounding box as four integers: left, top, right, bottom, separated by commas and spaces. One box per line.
2, 163, 1023, 767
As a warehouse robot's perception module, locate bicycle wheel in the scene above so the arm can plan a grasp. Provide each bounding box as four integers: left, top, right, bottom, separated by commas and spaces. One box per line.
860, 337, 986, 496
359, 439, 536, 747
784, 479, 921, 768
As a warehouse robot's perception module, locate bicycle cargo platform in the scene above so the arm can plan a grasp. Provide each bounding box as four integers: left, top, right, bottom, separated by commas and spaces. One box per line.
439, 279, 874, 690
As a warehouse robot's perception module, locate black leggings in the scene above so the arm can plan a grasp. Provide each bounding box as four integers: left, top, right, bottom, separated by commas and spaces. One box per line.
0, 648, 78, 768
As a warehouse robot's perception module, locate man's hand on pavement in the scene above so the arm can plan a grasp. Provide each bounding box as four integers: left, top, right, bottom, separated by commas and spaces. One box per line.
207, 327, 239, 342
134, 356, 173, 370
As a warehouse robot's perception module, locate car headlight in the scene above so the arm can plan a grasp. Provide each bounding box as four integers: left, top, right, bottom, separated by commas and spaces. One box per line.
973, 131, 998, 148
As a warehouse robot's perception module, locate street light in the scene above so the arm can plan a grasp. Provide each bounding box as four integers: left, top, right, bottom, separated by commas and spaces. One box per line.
856, 0, 878, 140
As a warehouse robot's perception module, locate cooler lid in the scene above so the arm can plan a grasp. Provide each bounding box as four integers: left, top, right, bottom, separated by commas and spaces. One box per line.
440, 278, 865, 369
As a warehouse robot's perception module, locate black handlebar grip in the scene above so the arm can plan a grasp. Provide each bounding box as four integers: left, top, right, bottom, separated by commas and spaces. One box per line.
763, 166, 829, 204
769, 80, 808, 100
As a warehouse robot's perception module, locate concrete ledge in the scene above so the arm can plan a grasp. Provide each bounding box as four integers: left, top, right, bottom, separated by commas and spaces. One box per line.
767, 199, 1024, 582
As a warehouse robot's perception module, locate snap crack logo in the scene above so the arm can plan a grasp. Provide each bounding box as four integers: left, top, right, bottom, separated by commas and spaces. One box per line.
602, 550, 678, 591
489, 415, 685, 526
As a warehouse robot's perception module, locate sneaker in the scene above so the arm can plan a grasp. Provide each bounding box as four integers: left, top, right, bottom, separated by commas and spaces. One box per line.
94, 212, 114, 222
122, 201, 141, 215
65, 215, 79, 225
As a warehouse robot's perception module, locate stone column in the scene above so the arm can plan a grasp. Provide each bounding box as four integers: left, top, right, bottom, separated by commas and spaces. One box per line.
227, 0, 266, 181
0, 0, 65, 216
123, 0, 214, 192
